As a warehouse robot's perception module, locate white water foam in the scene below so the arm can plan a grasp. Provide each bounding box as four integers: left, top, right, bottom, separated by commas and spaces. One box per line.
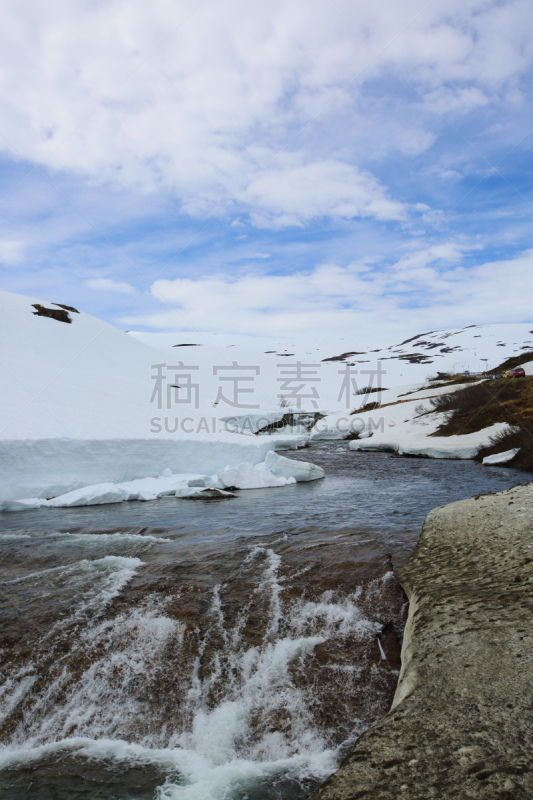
51, 531, 173, 543
0, 556, 143, 731
0, 531, 171, 546
0, 546, 393, 800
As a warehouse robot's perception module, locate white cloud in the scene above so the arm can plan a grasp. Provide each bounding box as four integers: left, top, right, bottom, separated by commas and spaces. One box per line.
120, 247, 533, 340
0, 239, 24, 266
0, 0, 530, 227
393, 242, 469, 272
423, 87, 490, 115
245, 160, 405, 226
86, 278, 135, 294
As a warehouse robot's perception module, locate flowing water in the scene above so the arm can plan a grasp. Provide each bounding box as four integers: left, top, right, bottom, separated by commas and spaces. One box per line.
0, 445, 530, 800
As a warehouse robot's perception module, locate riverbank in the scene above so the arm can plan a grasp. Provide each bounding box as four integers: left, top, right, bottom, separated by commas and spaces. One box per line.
2, 447, 530, 799
311, 481, 533, 799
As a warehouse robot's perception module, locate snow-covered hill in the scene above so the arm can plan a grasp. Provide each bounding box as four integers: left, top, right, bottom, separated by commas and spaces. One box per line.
131, 322, 533, 410
0, 289, 531, 505
0, 291, 312, 504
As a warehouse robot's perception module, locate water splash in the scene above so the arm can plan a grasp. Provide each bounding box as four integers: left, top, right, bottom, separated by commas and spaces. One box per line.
0, 536, 404, 800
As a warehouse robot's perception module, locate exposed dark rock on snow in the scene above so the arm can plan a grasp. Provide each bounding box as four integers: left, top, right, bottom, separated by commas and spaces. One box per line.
254, 411, 324, 434
394, 330, 437, 347
322, 351, 367, 362
311, 483, 533, 800
396, 353, 437, 364
52, 302, 79, 313
31, 304, 72, 323
355, 386, 389, 395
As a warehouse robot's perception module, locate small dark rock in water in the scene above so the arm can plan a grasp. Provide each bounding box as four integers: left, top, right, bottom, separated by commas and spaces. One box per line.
32, 304, 72, 323
182, 488, 237, 499
200, 488, 237, 499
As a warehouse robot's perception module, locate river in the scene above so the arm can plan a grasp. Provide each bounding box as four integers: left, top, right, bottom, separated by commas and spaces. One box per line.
0, 443, 530, 800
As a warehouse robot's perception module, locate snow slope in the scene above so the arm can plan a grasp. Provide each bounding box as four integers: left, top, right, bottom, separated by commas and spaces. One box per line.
132, 322, 533, 461
131, 322, 533, 406
1, 290, 530, 503
308, 381, 510, 457
0, 291, 312, 503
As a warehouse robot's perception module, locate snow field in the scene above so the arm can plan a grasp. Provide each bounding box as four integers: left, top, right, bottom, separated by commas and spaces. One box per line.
1, 289, 531, 505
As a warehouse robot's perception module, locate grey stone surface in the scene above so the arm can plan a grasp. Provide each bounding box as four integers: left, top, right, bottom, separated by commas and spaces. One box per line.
311, 482, 533, 799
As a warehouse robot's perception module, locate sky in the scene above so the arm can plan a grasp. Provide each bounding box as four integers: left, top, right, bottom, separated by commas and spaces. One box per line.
0, 0, 532, 346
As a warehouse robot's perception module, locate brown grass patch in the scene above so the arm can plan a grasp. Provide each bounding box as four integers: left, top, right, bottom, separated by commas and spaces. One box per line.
430, 377, 533, 472
476, 426, 533, 472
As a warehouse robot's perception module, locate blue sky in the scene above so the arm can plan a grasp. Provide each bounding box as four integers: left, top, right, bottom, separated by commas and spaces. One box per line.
0, 0, 532, 344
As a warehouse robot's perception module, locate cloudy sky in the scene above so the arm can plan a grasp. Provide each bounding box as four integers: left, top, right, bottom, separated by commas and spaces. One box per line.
0, 0, 532, 345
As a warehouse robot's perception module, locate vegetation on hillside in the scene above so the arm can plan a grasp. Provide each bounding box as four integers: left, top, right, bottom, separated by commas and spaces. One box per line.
429, 377, 533, 472
487, 351, 533, 375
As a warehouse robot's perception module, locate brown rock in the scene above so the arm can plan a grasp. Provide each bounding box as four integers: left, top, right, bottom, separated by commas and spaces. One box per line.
311, 483, 533, 800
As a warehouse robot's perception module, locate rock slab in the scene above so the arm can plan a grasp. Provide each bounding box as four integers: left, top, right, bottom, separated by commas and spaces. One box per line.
311, 482, 533, 799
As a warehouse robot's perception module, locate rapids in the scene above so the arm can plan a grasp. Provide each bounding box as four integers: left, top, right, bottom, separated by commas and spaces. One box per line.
0, 444, 529, 799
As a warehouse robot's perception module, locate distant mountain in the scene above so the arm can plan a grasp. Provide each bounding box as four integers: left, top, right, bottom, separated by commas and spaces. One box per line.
132, 322, 533, 400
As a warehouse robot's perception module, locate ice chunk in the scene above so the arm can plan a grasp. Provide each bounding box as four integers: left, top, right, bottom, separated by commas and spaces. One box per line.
137, 490, 157, 501
47, 483, 124, 507
217, 462, 292, 489
398, 442, 480, 459
115, 473, 209, 499
0, 497, 48, 511
482, 448, 520, 465
264, 450, 325, 482
115, 485, 140, 501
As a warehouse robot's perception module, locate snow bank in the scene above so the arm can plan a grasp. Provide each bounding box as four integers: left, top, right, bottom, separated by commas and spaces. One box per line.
2, 289, 530, 502
349, 423, 510, 460
1, 451, 324, 509
0, 435, 308, 503
0, 290, 316, 504
310, 381, 475, 441
313, 380, 511, 461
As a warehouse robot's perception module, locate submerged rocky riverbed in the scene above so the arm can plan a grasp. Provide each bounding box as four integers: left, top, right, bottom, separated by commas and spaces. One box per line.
0, 444, 530, 800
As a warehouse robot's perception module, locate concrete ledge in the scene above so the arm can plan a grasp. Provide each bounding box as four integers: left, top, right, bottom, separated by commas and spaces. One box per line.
311, 482, 533, 799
